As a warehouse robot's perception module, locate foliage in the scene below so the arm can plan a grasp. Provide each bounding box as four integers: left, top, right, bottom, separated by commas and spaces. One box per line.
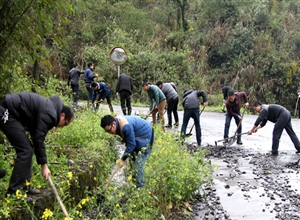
0, 105, 213, 219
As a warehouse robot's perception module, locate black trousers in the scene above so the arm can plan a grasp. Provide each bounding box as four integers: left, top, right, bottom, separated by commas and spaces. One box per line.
166, 97, 179, 125
0, 103, 33, 195
71, 83, 79, 103
119, 90, 132, 115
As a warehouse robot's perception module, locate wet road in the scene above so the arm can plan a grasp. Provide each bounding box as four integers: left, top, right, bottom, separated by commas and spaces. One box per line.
99, 104, 300, 220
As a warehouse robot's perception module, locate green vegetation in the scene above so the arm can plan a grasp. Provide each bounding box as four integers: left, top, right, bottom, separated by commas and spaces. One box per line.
0, 108, 213, 219
1, 0, 300, 218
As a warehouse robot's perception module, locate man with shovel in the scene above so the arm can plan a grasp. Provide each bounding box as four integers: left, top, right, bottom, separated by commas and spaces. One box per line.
142, 82, 166, 131
100, 115, 154, 188
180, 89, 208, 147
0, 92, 74, 196
248, 101, 300, 155
224, 90, 249, 145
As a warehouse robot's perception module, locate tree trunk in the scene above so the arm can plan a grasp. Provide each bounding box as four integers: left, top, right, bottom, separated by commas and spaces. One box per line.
33, 60, 40, 81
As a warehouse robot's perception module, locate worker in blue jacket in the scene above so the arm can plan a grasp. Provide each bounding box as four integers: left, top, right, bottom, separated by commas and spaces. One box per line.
101, 115, 154, 187
91, 82, 114, 113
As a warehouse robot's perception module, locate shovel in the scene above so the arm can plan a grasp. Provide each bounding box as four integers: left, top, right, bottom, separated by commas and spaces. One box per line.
185, 106, 206, 137
48, 176, 69, 217
97, 165, 120, 203
215, 132, 248, 146
294, 96, 299, 117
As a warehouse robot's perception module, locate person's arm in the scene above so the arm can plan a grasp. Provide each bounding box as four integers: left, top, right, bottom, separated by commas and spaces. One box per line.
32, 115, 53, 180
153, 87, 160, 108
248, 124, 262, 135
41, 164, 51, 180
120, 125, 136, 163
67, 70, 71, 86
100, 84, 110, 100
241, 92, 249, 108
148, 87, 154, 111
198, 90, 207, 103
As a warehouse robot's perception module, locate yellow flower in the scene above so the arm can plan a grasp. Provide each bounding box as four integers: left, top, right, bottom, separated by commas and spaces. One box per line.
89, 164, 93, 169
68, 172, 73, 180
25, 181, 30, 186
127, 175, 132, 181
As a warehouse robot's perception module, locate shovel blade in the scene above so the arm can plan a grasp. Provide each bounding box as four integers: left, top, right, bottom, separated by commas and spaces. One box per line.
227, 136, 236, 146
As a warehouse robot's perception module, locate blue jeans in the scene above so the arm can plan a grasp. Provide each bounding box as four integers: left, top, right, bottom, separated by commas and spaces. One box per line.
181, 108, 201, 145
133, 147, 151, 188
224, 112, 242, 142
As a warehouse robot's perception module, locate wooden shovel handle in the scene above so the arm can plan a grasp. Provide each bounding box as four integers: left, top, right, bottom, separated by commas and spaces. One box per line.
48, 176, 69, 217
105, 165, 120, 189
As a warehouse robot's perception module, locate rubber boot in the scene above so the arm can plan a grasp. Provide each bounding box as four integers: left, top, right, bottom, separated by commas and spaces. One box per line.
128, 108, 132, 115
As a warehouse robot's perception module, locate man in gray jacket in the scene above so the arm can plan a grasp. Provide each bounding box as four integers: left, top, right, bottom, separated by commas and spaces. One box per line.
156, 81, 179, 128
180, 90, 208, 146
68, 62, 84, 108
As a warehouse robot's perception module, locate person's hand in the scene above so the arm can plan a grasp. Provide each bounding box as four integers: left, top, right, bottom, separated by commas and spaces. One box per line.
154, 105, 158, 109
99, 99, 103, 103
41, 164, 51, 181
248, 130, 253, 135
245, 102, 249, 108
95, 74, 99, 77
203, 101, 208, 107
118, 159, 125, 168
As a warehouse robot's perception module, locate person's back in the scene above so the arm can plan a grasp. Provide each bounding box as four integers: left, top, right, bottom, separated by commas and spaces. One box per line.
116, 73, 133, 115
5, 92, 61, 130
182, 90, 207, 109
160, 83, 178, 102
116, 73, 133, 94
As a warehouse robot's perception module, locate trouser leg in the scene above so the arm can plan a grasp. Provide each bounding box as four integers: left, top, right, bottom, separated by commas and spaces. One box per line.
71, 83, 79, 104
120, 91, 127, 115
86, 85, 93, 103
284, 112, 300, 151
224, 113, 232, 139
192, 109, 201, 146
272, 112, 287, 152
0, 109, 33, 195
106, 95, 114, 113
173, 97, 179, 124
180, 109, 192, 141
158, 100, 166, 131
234, 115, 242, 142
134, 148, 151, 188
126, 94, 132, 115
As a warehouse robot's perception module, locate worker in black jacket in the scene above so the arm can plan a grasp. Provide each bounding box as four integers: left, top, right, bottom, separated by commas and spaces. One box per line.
0, 92, 74, 196
248, 101, 300, 155
116, 73, 133, 115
